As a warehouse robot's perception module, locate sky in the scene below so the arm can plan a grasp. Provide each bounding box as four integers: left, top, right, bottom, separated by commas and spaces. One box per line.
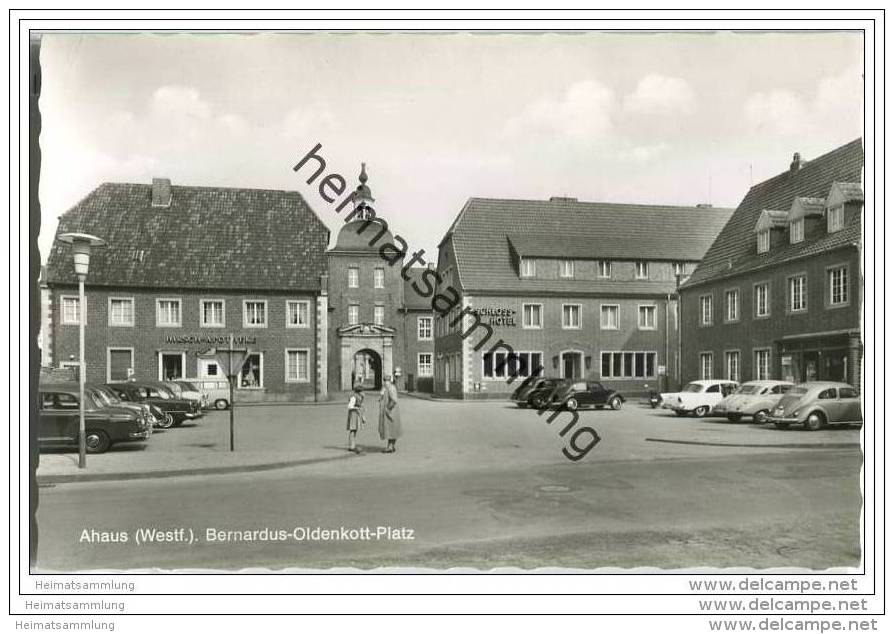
37, 31, 863, 263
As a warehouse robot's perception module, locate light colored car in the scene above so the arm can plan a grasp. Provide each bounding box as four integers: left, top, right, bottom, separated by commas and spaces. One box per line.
713, 380, 794, 423
667, 380, 739, 417
184, 377, 232, 410
768, 382, 863, 431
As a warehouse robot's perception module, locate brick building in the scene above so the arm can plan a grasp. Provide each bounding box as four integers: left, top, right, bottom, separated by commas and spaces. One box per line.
679, 139, 863, 388
433, 196, 733, 399
44, 179, 330, 402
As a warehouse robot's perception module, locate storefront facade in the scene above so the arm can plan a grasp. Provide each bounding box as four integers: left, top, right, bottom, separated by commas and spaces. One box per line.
433, 196, 733, 399
680, 140, 863, 388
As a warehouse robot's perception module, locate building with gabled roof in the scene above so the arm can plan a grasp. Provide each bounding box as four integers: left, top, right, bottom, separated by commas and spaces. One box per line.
433, 196, 734, 398
679, 139, 863, 390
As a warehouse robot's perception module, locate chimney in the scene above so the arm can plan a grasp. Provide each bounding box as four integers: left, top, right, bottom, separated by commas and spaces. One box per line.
789, 152, 805, 174
549, 196, 578, 203
151, 178, 172, 208
427, 262, 436, 270
696, 203, 713, 208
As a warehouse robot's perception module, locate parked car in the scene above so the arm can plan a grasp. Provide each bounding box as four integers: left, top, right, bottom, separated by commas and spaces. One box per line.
668, 380, 739, 417
105, 382, 203, 426
38, 383, 152, 453
511, 377, 560, 408
555, 381, 625, 411
181, 377, 232, 410
143, 380, 205, 410
87, 384, 167, 429
768, 381, 863, 431
171, 380, 209, 409
713, 380, 795, 423
526, 378, 573, 409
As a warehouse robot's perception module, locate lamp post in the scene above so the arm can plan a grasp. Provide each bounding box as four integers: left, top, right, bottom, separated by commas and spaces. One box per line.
213, 334, 249, 452
56, 232, 106, 469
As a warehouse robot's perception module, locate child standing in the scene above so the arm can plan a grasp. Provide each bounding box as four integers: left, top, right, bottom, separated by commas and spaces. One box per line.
346, 384, 365, 454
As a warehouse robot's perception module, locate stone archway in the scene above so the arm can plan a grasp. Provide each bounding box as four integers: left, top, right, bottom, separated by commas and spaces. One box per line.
336, 323, 396, 391
352, 348, 382, 390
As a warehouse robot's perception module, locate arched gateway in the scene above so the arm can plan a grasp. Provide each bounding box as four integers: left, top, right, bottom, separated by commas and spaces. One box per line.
337, 323, 395, 391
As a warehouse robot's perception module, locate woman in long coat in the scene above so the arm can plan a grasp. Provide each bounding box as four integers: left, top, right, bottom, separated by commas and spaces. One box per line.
378, 375, 402, 453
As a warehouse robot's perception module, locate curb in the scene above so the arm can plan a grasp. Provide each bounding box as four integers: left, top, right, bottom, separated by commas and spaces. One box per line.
37, 453, 356, 485
645, 438, 861, 450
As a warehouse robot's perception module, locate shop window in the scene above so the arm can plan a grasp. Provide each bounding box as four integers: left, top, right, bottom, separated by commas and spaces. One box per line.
788, 275, 807, 312
155, 298, 181, 327
754, 349, 771, 380
635, 261, 649, 279
790, 218, 804, 244
699, 295, 713, 326
287, 300, 310, 328
159, 352, 185, 380
562, 304, 581, 329
754, 283, 770, 318
523, 303, 543, 329
560, 260, 574, 278
201, 299, 225, 327
827, 266, 848, 306
417, 353, 433, 377
417, 316, 432, 341
725, 351, 740, 382
374, 305, 385, 326
285, 349, 309, 383
724, 289, 739, 322
520, 257, 536, 278
699, 352, 714, 380
61, 296, 80, 325
638, 305, 656, 330
348, 266, 359, 288
600, 351, 657, 379
828, 205, 844, 232
482, 351, 541, 379
600, 304, 620, 330
597, 261, 612, 278
110, 297, 135, 327
243, 300, 267, 327
240, 353, 263, 388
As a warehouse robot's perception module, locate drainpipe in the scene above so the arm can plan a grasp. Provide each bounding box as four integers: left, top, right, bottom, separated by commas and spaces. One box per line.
675, 273, 683, 389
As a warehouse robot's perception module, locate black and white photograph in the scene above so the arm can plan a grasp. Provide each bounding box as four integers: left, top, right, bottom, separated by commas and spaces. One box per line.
12, 10, 885, 628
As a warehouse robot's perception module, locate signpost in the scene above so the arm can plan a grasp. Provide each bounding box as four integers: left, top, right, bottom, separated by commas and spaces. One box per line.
213, 334, 249, 452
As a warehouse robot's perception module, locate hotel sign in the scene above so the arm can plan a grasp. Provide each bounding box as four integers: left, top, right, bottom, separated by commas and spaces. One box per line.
163, 334, 258, 345
472, 307, 517, 327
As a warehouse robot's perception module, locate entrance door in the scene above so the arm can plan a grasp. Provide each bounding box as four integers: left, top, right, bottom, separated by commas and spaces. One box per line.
160, 352, 185, 381
562, 352, 583, 379
352, 349, 382, 390
822, 349, 848, 382
802, 351, 819, 382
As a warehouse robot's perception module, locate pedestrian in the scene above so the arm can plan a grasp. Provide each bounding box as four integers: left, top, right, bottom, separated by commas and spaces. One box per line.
346, 384, 365, 454
377, 375, 402, 453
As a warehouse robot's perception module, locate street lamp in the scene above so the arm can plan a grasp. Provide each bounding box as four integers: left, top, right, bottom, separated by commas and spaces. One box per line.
56, 232, 106, 469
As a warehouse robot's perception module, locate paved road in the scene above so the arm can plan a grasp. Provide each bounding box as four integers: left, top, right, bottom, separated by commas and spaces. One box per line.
35, 447, 862, 571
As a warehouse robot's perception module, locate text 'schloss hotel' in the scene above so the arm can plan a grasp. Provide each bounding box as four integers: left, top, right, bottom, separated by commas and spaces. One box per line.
41, 138, 864, 401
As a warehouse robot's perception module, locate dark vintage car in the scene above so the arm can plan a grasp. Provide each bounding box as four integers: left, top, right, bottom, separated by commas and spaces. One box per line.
38, 383, 152, 453
511, 377, 563, 408
89, 384, 171, 429
105, 382, 203, 426
525, 378, 573, 409
556, 381, 626, 411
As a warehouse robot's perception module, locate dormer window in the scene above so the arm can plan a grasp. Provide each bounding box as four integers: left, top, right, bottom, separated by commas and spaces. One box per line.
520, 257, 535, 278
635, 261, 649, 279
828, 205, 844, 232
757, 230, 770, 254
790, 218, 804, 244
560, 260, 574, 278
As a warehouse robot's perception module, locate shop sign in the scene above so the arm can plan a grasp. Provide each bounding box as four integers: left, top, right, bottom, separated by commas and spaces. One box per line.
781, 355, 792, 364
471, 307, 517, 326
163, 334, 258, 345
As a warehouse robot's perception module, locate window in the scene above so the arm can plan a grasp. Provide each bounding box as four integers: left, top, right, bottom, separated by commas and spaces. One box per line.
725, 351, 740, 382
839, 386, 858, 398
638, 305, 657, 330
562, 304, 581, 329
754, 283, 770, 318
754, 349, 771, 380
724, 289, 739, 322
560, 260, 574, 278
635, 261, 649, 279
818, 388, 837, 400
61, 296, 80, 325
600, 304, 620, 330
286, 300, 310, 328
417, 353, 433, 377
374, 267, 385, 289
673, 262, 684, 277
107, 348, 134, 382
417, 316, 432, 340
828, 265, 849, 306
789, 275, 807, 312
600, 351, 656, 379
757, 229, 770, 254
520, 257, 536, 278
522, 303, 542, 329
483, 351, 542, 379
109, 297, 134, 327
348, 304, 360, 325
374, 305, 385, 326
790, 218, 804, 244
699, 295, 713, 326
348, 266, 359, 288
597, 261, 612, 278
828, 205, 844, 232
201, 299, 225, 327
243, 300, 267, 327
699, 352, 714, 380
155, 298, 181, 327
240, 353, 263, 388
285, 349, 309, 383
